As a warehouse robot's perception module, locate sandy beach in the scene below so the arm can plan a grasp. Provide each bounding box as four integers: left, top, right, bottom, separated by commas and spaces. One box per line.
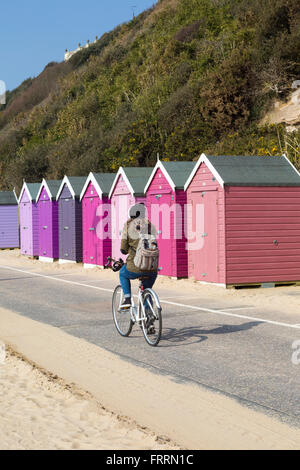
0, 348, 178, 451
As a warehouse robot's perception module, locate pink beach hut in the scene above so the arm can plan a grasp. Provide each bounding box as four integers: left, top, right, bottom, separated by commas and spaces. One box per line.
36, 179, 62, 262
144, 160, 195, 278
108, 167, 152, 262
80, 172, 115, 268
18, 182, 40, 257
184, 154, 300, 287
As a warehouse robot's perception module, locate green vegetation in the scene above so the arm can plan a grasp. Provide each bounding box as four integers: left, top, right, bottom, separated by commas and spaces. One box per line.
1, 0, 300, 191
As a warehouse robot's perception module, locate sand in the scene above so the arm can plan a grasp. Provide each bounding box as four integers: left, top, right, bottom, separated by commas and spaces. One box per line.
0, 348, 178, 451
1, 306, 300, 450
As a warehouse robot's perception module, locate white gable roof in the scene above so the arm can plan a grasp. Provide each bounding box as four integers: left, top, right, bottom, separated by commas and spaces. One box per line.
144, 160, 176, 193
18, 182, 32, 203
57, 176, 76, 200
108, 167, 135, 199
36, 179, 54, 202
80, 172, 103, 201
184, 153, 225, 191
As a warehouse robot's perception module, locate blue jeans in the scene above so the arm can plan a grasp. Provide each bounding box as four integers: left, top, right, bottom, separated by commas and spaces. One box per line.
119, 265, 157, 298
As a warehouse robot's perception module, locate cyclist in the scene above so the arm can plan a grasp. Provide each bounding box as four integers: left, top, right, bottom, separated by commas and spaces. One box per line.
119, 203, 158, 314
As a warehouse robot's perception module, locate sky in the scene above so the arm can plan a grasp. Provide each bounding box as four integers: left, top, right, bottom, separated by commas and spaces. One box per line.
0, 0, 157, 91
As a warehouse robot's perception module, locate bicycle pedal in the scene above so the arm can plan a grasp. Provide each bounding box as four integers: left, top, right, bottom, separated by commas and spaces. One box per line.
147, 326, 156, 335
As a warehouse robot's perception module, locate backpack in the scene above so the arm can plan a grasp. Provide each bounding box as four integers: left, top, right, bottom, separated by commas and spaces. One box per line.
134, 233, 159, 271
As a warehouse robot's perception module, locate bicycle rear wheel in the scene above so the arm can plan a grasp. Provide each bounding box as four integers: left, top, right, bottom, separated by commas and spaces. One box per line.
112, 286, 133, 337
141, 289, 162, 347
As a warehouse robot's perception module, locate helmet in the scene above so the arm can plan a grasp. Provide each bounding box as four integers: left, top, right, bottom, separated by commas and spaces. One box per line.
128, 203, 146, 219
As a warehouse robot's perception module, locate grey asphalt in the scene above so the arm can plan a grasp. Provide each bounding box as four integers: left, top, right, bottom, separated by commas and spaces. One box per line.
0, 264, 299, 428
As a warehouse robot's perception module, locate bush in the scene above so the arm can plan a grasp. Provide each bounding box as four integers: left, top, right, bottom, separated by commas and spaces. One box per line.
1, 0, 300, 189
200, 49, 254, 136
174, 20, 202, 43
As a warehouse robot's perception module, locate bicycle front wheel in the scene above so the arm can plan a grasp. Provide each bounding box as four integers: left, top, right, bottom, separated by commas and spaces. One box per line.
141, 289, 162, 347
112, 286, 133, 337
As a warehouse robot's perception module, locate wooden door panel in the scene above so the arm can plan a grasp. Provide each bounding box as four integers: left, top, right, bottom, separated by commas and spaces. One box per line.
193, 191, 218, 282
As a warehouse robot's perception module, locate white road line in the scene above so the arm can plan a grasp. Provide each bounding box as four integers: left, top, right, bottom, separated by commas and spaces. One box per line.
218, 306, 257, 311
1, 264, 300, 331
70, 279, 113, 284
51, 273, 82, 277
160, 299, 300, 330
0, 265, 113, 294
157, 295, 206, 300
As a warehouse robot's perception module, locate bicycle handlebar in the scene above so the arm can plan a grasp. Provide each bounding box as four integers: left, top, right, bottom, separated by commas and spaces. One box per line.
104, 256, 113, 269
104, 257, 124, 272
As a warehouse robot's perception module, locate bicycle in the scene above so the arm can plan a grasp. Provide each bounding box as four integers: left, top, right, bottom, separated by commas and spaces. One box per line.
104, 257, 162, 347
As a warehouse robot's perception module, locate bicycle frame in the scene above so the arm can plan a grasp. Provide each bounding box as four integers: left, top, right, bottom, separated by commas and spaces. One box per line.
106, 256, 162, 339
130, 286, 161, 324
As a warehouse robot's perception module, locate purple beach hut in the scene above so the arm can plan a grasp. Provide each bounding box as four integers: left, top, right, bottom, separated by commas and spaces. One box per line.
18, 182, 40, 257
56, 176, 87, 264
36, 179, 62, 262
0, 191, 19, 249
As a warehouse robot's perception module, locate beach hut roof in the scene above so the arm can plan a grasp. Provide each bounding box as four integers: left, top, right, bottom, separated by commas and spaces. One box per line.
144, 160, 196, 193
57, 176, 87, 200
18, 182, 41, 203
80, 172, 116, 200
0, 191, 18, 205
185, 153, 300, 190
109, 167, 153, 199
36, 179, 62, 202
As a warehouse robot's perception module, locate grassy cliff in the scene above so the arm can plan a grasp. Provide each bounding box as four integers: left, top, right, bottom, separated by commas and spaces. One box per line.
1, 0, 300, 191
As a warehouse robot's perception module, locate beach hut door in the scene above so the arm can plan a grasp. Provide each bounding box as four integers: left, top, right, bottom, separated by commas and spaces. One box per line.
149, 192, 173, 276
193, 190, 218, 282
61, 199, 74, 259
20, 202, 32, 254
112, 195, 130, 261
39, 200, 51, 256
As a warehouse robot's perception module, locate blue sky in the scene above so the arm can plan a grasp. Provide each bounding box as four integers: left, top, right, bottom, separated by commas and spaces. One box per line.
0, 0, 157, 91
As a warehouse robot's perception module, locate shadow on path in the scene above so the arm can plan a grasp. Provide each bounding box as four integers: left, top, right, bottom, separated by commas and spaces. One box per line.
161, 321, 262, 347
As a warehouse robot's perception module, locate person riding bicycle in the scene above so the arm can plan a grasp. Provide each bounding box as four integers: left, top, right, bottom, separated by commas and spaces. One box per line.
119, 203, 158, 313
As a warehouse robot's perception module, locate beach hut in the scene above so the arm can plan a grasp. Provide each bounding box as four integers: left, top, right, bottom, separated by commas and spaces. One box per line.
184, 154, 300, 287
80, 172, 115, 268
36, 179, 62, 262
56, 176, 87, 264
109, 167, 152, 261
144, 160, 196, 278
18, 182, 40, 257
0, 191, 19, 249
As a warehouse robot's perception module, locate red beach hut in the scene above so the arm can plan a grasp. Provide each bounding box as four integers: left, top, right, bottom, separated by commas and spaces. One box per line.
80, 172, 115, 268
144, 160, 195, 278
109, 167, 152, 262
185, 154, 300, 287
36, 179, 62, 262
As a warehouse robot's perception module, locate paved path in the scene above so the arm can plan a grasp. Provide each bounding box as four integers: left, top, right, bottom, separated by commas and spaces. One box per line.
0, 260, 299, 428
